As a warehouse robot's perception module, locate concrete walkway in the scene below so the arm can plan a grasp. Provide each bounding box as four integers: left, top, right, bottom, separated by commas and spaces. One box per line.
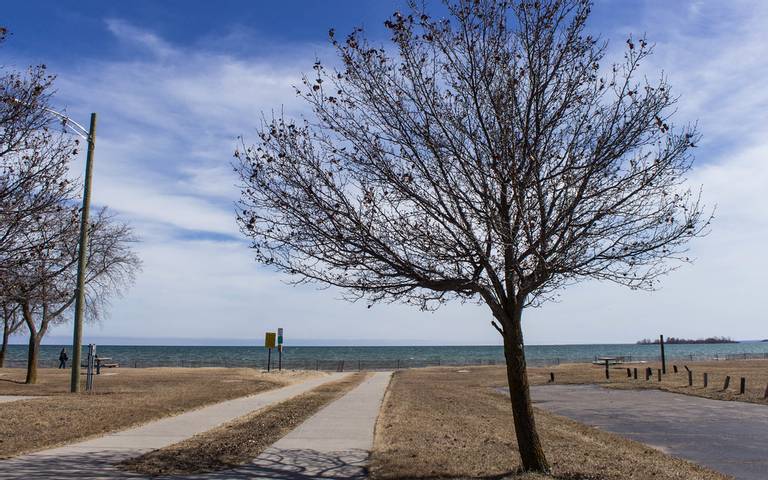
0, 395, 38, 404
0, 373, 347, 479
179, 371, 393, 480
531, 384, 768, 480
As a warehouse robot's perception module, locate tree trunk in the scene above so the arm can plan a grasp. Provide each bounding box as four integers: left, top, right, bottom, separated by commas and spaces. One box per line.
25, 334, 40, 384
0, 318, 9, 368
499, 304, 550, 473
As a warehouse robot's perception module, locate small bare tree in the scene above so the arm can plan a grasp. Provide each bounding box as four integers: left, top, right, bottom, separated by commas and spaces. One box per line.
3, 208, 140, 384
0, 301, 22, 367
235, 0, 709, 471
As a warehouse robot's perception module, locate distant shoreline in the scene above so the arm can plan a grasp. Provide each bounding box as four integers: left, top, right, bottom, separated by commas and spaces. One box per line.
637, 336, 738, 345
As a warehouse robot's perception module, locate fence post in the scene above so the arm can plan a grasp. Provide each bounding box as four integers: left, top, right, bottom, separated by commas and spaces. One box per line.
703, 372, 708, 388
764, 382, 768, 399
657, 369, 662, 382
645, 368, 651, 381
549, 372, 555, 383
633, 367, 638, 380
723, 376, 731, 391
604, 359, 610, 380
626, 368, 631, 377
740, 377, 746, 395
683, 365, 692, 386
673, 365, 678, 374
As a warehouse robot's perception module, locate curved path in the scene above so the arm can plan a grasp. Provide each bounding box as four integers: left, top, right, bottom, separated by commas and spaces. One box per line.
0, 373, 347, 479
531, 384, 768, 480
178, 371, 392, 479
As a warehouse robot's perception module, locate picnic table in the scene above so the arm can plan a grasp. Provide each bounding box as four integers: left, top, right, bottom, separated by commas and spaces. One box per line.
592, 356, 624, 365
95, 357, 119, 373
79, 357, 120, 373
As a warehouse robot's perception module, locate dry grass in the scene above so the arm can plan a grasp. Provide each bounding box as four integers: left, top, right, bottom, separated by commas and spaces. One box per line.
119, 371, 369, 476
527, 359, 768, 405
371, 366, 728, 480
0, 367, 319, 458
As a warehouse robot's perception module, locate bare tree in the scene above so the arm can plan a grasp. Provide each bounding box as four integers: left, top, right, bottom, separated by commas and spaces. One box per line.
1, 33, 77, 277
3, 208, 140, 384
235, 0, 709, 471
0, 301, 23, 367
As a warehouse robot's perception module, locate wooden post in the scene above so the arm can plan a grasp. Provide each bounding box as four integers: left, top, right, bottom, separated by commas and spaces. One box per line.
267, 348, 272, 372
659, 335, 666, 374
633, 367, 637, 380
673, 365, 678, 374
657, 369, 662, 382
703, 372, 708, 388
549, 372, 555, 383
763, 382, 768, 399
626, 367, 631, 377
740, 377, 746, 395
723, 376, 730, 391
645, 367, 651, 381
604, 359, 610, 380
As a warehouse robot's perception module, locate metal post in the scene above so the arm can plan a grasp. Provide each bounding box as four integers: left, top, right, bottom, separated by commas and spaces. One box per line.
85, 344, 96, 392
70, 113, 97, 393
659, 334, 666, 374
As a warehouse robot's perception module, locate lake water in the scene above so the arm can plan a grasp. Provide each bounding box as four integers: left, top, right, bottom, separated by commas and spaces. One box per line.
4, 342, 768, 370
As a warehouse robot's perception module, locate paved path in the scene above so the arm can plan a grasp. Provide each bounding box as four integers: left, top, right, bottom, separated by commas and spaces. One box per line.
531, 384, 768, 480
180, 371, 393, 479
0, 395, 38, 404
0, 373, 347, 479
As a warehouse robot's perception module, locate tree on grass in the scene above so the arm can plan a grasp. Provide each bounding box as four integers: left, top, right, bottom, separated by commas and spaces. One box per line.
3, 208, 140, 384
0, 301, 23, 367
234, 0, 709, 471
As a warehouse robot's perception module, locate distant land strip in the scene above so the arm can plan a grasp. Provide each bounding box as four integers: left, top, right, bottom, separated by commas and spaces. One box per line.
637, 336, 737, 345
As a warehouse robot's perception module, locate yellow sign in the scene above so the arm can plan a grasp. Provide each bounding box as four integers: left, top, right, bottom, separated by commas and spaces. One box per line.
264, 332, 276, 349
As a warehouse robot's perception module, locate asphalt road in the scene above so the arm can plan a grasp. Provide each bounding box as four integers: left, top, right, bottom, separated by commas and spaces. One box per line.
530, 385, 768, 480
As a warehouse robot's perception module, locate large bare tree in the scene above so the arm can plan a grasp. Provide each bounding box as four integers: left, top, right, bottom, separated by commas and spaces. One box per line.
3, 207, 140, 384
235, 0, 709, 471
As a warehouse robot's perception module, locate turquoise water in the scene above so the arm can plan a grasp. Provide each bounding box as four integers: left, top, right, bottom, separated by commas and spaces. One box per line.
4, 342, 768, 370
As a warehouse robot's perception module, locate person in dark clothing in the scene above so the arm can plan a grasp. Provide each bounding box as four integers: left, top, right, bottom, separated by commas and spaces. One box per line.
58, 348, 68, 369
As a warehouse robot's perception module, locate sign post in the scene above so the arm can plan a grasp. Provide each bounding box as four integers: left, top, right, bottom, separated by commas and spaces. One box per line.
265, 332, 276, 372
277, 328, 284, 371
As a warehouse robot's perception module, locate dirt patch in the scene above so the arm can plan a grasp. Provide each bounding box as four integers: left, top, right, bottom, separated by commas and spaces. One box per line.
371, 366, 728, 480
119, 371, 369, 476
0, 367, 320, 458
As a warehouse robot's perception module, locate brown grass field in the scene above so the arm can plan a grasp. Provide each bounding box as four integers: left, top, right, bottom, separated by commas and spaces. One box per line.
0, 367, 319, 458
120, 372, 369, 476
527, 359, 768, 404
371, 366, 729, 480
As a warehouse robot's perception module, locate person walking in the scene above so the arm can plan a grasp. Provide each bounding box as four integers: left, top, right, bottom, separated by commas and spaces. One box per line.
58, 348, 68, 369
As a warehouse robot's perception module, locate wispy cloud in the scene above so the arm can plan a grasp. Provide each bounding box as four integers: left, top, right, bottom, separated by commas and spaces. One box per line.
35, 3, 768, 344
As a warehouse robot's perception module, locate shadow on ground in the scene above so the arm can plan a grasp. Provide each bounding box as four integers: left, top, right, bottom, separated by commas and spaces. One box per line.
0, 448, 369, 479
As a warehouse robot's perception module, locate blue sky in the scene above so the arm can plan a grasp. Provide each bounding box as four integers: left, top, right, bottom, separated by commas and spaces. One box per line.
3, 1, 768, 345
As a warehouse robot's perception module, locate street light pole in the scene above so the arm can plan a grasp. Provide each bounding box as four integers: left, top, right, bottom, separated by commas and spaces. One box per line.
70, 112, 97, 393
